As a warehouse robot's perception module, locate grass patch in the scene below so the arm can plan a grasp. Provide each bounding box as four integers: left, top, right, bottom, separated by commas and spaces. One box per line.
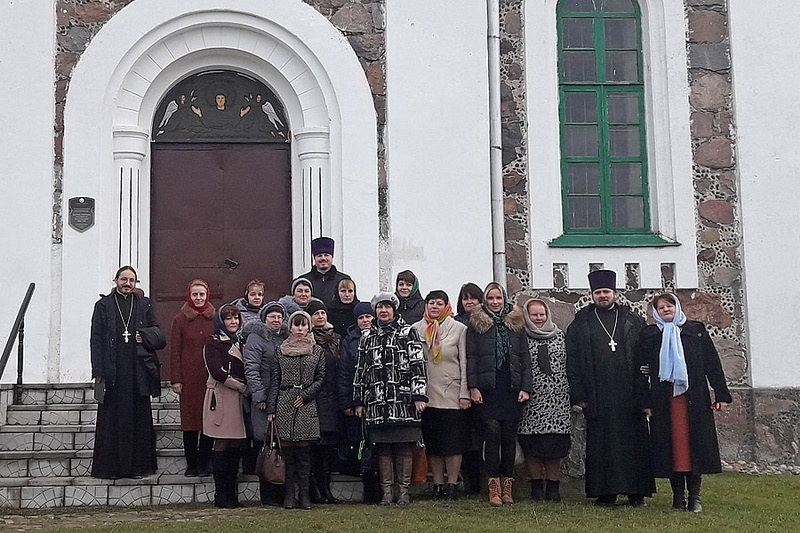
7, 473, 800, 532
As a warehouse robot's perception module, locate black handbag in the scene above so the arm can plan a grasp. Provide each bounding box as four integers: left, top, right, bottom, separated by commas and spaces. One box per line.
256, 420, 285, 484
358, 418, 377, 477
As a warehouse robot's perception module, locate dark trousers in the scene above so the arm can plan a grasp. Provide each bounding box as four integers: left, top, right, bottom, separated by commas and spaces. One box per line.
482, 418, 519, 478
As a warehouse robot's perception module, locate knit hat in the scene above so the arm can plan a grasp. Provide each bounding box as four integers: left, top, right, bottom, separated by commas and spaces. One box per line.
311, 237, 334, 256
258, 300, 286, 322
305, 298, 327, 317
291, 277, 313, 295
353, 301, 374, 319
370, 292, 399, 312
588, 269, 616, 292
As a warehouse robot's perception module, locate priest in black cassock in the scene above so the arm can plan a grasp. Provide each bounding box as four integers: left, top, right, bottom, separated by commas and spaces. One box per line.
90, 266, 163, 479
565, 269, 655, 506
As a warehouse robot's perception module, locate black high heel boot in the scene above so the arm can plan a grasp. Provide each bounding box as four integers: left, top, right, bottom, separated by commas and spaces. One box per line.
687, 474, 703, 513
283, 447, 297, 509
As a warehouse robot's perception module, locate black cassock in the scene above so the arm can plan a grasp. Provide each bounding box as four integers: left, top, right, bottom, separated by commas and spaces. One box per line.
91, 294, 158, 479
567, 305, 655, 498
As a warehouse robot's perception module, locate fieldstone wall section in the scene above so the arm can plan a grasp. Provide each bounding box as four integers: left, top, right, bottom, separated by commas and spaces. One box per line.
52, 0, 386, 248
498, 0, 531, 295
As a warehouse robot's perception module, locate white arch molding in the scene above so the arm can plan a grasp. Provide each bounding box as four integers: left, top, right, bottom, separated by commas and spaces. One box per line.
60, 0, 378, 382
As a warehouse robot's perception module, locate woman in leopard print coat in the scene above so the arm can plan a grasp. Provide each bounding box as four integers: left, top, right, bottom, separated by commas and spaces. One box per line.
516, 295, 571, 503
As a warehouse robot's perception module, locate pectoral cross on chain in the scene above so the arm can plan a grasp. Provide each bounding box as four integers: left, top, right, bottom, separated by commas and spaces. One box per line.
122, 329, 131, 343
608, 339, 617, 352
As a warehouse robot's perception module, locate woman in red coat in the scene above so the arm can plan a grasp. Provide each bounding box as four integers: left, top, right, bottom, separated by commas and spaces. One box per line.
170, 279, 215, 477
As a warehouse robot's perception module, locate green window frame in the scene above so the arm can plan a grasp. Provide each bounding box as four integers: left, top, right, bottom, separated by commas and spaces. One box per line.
551, 0, 674, 247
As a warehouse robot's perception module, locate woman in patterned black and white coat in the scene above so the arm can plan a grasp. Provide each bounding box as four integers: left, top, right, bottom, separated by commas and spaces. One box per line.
516, 295, 571, 503
353, 292, 428, 506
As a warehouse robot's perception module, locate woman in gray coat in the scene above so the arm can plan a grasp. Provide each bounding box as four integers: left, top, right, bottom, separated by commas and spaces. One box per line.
242, 300, 287, 505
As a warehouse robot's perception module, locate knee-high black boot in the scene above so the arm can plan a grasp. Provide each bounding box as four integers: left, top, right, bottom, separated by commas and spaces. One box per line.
687, 474, 702, 513
283, 447, 297, 509
212, 450, 237, 509
670, 473, 687, 511
225, 448, 241, 508
197, 433, 214, 476
183, 431, 199, 476
310, 445, 326, 503
320, 445, 339, 503
296, 446, 313, 510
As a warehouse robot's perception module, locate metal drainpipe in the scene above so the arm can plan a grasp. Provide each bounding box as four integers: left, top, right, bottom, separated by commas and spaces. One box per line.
487, 0, 507, 286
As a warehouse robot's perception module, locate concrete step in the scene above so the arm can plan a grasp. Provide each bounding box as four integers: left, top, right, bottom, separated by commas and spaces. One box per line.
5, 382, 179, 407
0, 448, 187, 478
0, 423, 182, 452
5, 403, 180, 426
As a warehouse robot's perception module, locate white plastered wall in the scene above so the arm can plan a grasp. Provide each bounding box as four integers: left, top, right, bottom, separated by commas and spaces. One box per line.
0, 1, 55, 383
730, 0, 800, 388
59, 0, 377, 382
525, 0, 698, 290
385, 0, 494, 300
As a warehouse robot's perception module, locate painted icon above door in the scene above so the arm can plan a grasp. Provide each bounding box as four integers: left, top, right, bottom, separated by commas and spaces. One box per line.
153, 70, 290, 143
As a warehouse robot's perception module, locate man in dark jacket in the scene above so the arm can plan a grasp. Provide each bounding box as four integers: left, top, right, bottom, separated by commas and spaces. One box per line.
300, 237, 351, 307
565, 269, 655, 507
90, 265, 163, 479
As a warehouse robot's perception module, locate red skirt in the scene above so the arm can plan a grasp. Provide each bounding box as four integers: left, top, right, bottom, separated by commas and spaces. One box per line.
670, 394, 692, 472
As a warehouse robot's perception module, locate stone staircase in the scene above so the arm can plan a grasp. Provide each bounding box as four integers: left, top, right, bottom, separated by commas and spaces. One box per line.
0, 382, 247, 509
0, 382, 363, 509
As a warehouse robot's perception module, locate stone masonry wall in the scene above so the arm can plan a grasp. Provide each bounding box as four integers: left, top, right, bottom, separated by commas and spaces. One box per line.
52, 0, 387, 251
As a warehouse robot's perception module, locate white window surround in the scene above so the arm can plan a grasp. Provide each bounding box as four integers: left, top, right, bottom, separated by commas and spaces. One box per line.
59, 0, 377, 382
525, 0, 698, 290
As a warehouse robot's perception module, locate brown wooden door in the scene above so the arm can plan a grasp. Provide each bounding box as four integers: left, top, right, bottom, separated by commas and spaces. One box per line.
150, 144, 292, 378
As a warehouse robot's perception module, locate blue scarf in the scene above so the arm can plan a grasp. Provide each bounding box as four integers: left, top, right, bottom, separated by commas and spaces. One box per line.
654, 296, 688, 397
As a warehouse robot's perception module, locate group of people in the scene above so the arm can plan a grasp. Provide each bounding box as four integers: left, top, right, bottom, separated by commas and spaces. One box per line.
90, 239, 732, 514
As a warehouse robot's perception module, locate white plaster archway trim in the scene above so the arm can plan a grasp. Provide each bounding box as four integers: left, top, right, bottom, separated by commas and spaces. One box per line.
60, 0, 378, 382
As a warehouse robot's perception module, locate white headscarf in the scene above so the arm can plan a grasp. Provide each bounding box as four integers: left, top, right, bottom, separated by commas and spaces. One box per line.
653, 294, 689, 397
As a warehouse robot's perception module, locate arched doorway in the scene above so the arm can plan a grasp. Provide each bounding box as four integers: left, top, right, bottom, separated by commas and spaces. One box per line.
59, 2, 379, 382
149, 71, 292, 374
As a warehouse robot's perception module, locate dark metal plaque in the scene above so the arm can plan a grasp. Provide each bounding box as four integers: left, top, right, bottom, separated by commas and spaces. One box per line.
68, 197, 95, 232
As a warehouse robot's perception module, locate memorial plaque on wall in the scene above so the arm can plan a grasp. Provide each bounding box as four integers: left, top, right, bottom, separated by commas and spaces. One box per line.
68, 197, 95, 232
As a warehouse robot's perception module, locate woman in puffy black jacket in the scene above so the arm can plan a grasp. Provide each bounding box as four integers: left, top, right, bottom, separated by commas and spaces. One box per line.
466, 282, 531, 506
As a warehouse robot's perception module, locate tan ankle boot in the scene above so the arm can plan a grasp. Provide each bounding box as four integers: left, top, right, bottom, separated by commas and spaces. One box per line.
378, 456, 394, 505
488, 477, 502, 507
501, 477, 515, 505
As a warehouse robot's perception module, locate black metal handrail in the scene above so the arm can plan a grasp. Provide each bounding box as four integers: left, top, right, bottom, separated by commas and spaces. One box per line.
1, 282, 36, 404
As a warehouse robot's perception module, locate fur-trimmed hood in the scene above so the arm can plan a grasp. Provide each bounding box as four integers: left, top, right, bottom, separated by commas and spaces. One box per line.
469, 305, 525, 334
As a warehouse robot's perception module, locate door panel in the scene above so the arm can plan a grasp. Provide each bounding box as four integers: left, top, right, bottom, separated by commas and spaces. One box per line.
150, 144, 291, 378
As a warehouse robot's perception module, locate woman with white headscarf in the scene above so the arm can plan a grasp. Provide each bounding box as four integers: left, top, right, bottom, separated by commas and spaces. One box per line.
637, 293, 732, 513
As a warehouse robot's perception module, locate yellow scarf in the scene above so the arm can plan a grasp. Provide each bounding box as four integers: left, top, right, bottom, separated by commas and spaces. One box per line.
424, 303, 453, 364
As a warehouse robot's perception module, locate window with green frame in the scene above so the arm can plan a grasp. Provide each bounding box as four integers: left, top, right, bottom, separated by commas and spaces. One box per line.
551, 0, 672, 247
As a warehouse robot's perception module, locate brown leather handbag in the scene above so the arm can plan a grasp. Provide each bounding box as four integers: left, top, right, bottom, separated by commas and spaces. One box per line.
256, 420, 285, 484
